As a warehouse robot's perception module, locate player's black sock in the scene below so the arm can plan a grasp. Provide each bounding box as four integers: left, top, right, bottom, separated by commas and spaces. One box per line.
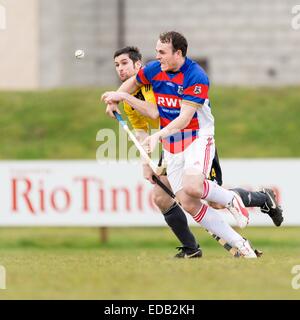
231, 188, 267, 207
163, 202, 199, 251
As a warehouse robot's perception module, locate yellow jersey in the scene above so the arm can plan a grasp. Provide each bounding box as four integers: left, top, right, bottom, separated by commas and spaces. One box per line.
123, 84, 159, 132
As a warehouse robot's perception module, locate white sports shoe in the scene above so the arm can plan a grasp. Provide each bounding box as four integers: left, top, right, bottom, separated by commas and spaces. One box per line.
226, 194, 249, 228
235, 239, 257, 259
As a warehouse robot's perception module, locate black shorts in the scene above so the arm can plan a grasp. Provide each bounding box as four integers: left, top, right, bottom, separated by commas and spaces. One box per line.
208, 148, 223, 186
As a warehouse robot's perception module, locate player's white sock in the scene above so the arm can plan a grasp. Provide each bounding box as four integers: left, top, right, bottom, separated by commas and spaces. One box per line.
202, 179, 234, 206
193, 204, 244, 247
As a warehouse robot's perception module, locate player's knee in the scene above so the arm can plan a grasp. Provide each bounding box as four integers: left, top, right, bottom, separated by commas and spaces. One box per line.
180, 198, 197, 214
182, 183, 203, 199
177, 193, 198, 215
182, 170, 205, 199
153, 189, 173, 212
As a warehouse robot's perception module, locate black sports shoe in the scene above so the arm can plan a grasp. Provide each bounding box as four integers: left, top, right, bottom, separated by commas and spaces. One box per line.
174, 246, 202, 259
260, 188, 284, 227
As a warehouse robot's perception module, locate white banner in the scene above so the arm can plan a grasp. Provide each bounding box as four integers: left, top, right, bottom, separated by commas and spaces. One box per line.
0, 159, 299, 226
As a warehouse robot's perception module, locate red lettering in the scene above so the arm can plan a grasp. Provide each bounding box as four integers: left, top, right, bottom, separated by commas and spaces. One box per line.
136, 184, 143, 211
38, 181, 45, 212
74, 177, 96, 212
50, 188, 71, 212
99, 188, 105, 212
12, 178, 35, 214
111, 188, 131, 212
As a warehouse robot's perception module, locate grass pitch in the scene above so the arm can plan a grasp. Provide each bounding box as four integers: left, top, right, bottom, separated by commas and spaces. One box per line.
0, 227, 299, 300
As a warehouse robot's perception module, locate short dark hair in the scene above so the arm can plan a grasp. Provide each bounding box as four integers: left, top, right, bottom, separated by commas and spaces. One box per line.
159, 31, 188, 57
113, 46, 142, 63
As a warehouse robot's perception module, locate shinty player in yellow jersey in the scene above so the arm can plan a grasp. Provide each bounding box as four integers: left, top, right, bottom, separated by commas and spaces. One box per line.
106, 46, 202, 258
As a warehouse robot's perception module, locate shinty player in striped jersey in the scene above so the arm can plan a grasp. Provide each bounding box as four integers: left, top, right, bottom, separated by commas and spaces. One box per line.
103, 46, 283, 258
106, 46, 203, 258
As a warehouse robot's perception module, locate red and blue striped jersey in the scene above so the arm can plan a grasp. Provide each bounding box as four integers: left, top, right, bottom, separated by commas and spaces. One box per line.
136, 57, 214, 154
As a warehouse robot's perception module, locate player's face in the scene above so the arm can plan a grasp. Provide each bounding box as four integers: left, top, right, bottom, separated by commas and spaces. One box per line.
156, 40, 181, 72
114, 54, 140, 82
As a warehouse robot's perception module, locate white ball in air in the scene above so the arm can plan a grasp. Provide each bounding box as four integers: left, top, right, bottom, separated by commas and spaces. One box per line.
75, 49, 85, 59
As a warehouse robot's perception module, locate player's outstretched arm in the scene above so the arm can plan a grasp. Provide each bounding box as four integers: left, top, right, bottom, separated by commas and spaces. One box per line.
101, 75, 142, 119
117, 92, 159, 119
158, 102, 197, 138
102, 90, 158, 119
102, 91, 158, 119
142, 103, 198, 153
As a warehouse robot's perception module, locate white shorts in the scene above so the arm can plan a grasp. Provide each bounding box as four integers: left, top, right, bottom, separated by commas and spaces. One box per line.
164, 136, 215, 194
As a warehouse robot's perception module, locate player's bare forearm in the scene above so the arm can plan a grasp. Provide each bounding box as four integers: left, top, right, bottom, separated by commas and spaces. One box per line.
142, 103, 199, 153
157, 103, 198, 139
120, 93, 159, 119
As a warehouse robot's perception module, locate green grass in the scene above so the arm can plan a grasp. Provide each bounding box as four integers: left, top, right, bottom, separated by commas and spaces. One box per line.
0, 88, 114, 159
211, 86, 300, 157
0, 87, 299, 159
0, 227, 299, 299
0, 87, 299, 299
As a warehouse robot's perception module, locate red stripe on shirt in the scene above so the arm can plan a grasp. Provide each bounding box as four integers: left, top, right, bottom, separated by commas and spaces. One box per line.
152, 71, 184, 85
160, 117, 173, 127
137, 68, 150, 85
160, 117, 199, 130
152, 72, 170, 82
185, 117, 200, 130
171, 72, 184, 85
162, 135, 197, 154
183, 84, 209, 99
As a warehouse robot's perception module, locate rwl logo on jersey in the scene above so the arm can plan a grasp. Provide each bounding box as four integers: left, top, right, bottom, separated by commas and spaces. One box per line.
177, 86, 183, 95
